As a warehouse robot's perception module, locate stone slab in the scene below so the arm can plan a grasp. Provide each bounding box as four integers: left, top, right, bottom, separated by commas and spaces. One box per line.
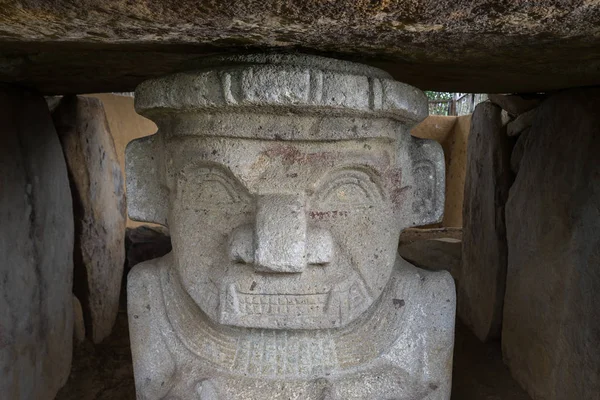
86, 93, 158, 228
0, 86, 74, 399
53, 95, 126, 344
506, 109, 536, 137
487, 94, 543, 116
1, 2, 600, 93
459, 102, 513, 342
510, 128, 531, 174
502, 88, 600, 400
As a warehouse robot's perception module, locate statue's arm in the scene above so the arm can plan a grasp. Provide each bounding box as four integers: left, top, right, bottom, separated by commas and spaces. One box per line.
383, 266, 456, 400
418, 269, 456, 400
128, 261, 176, 400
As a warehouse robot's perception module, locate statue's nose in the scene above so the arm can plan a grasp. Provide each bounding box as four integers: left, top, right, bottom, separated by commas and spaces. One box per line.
228, 194, 333, 273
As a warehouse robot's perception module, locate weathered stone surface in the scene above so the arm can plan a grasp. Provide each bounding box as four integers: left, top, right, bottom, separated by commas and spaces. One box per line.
86, 93, 158, 228
53, 96, 126, 344
500, 110, 513, 127
506, 108, 536, 137
73, 295, 86, 344
127, 54, 455, 399
459, 102, 513, 342
0, 86, 74, 399
1, 2, 600, 94
399, 239, 461, 274
510, 128, 530, 174
503, 88, 600, 400
487, 94, 543, 116
410, 114, 470, 228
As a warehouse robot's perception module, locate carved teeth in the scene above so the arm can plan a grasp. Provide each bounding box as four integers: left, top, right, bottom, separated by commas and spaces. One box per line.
236, 292, 329, 316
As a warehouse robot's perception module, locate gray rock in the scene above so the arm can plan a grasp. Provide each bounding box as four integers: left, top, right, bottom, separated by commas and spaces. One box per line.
0, 87, 74, 400
127, 54, 455, 399
53, 96, 126, 344
506, 108, 537, 137
398, 239, 461, 274
459, 102, 513, 342
2, 2, 600, 94
501, 109, 513, 127
488, 94, 542, 116
510, 128, 531, 174
502, 88, 600, 400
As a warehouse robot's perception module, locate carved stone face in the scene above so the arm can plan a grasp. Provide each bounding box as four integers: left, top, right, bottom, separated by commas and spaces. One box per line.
164, 136, 406, 330
126, 54, 445, 331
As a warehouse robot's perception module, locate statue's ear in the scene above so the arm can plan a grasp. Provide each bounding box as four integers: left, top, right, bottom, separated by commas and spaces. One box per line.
126, 134, 168, 226
399, 136, 445, 227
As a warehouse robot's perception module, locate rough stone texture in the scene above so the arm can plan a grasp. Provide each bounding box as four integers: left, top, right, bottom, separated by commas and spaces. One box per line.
411, 115, 467, 228
53, 96, 127, 344
459, 102, 513, 343
1, 2, 600, 94
87, 94, 158, 228
56, 312, 533, 400
406, 114, 471, 228
0, 86, 74, 400
487, 94, 543, 116
398, 239, 461, 274
500, 110, 513, 127
506, 108, 536, 137
503, 88, 600, 400
127, 54, 455, 399
510, 128, 531, 174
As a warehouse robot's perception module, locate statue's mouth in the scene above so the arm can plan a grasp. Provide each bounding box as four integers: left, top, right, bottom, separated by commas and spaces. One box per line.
235, 291, 329, 316
218, 278, 371, 329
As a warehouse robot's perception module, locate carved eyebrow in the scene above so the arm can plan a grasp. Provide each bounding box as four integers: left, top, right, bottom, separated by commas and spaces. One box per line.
177, 162, 252, 201
313, 167, 384, 205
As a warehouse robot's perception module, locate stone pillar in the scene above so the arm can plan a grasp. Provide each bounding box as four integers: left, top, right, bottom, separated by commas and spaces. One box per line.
126, 54, 456, 400
459, 102, 513, 342
52, 95, 126, 344
502, 88, 600, 400
0, 87, 74, 399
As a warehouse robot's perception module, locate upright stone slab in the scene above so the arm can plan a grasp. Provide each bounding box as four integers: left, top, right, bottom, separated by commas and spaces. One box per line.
0, 87, 74, 399
53, 96, 126, 343
503, 88, 600, 400
459, 102, 513, 342
126, 54, 456, 400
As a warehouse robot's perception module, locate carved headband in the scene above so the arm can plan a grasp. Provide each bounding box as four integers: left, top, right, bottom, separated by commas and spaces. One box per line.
134, 54, 428, 140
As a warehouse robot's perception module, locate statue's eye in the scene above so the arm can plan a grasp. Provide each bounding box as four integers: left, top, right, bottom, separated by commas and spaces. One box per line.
314, 170, 382, 208
195, 178, 239, 204
179, 167, 248, 208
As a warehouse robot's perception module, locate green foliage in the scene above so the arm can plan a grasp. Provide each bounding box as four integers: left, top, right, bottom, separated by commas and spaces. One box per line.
425, 91, 454, 101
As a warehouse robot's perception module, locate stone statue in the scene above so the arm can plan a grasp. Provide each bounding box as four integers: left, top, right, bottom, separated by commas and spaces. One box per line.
126, 54, 455, 400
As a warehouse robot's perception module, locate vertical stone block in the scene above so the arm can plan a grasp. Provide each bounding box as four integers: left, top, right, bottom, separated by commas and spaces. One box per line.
459, 102, 513, 342
53, 96, 126, 343
0, 87, 74, 399
503, 88, 600, 400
